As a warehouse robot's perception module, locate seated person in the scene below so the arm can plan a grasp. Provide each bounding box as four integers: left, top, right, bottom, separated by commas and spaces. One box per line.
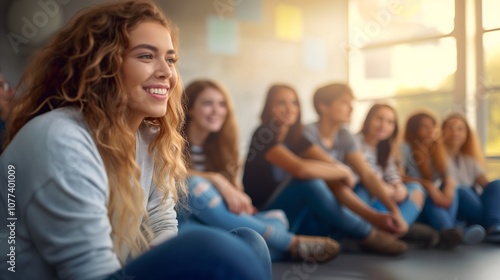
355, 103, 438, 248
243, 84, 408, 256
442, 113, 500, 243
179, 79, 339, 262
401, 111, 485, 248
0, 2, 270, 279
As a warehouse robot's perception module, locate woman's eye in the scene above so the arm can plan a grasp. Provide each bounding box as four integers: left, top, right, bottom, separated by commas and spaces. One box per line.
166, 57, 178, 66
139, 54, 153, 60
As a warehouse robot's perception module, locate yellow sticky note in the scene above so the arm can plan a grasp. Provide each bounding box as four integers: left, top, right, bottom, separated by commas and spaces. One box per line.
275, 4, 303, 41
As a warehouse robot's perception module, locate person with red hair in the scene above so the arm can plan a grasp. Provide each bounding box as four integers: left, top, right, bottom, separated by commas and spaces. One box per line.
442, 113, 500, 243
401, 111, 485, 248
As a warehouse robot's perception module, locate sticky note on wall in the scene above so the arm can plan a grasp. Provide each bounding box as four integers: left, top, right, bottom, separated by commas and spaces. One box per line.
304, 37, 328, 71
207, 16, 239, 55
275, 4, 303, 41
235, 0, 263, 21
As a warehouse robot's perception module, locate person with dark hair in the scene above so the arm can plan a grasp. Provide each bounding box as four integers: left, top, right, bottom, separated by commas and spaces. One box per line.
243, 84, 408, 256
0, 1, 270, 280
401, 111, 485, 248
442, 113, 500, 243
356, 103, 439, 248
304, 83, 408, 238
180, 79, 339, 263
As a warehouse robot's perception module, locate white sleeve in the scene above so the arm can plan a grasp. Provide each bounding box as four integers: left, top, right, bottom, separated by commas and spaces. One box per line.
147, 185, 178, 246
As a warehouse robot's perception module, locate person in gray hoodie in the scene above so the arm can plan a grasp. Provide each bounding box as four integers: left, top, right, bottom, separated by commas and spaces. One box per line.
0, 1, 270, 280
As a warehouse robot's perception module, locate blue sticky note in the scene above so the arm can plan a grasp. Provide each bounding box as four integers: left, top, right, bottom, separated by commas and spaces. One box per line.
304, 37, 328, 71
235, 0, 263, 22
207, 16, 239, 55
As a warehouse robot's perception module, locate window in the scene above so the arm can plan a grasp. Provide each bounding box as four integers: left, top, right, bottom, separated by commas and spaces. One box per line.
349, 0, 500, 164
348, 0, 457, 124
481, 0, 500, 157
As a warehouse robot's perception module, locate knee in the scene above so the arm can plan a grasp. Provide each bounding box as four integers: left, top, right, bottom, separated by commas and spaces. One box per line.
486, 180, 500, 192
162, 226, 270, 280
230, 227, 268, 250
296, 178, 325, 188
230, 227, 271, 275
489, 179, 500, 185
302, 179, 330, 192
262, 210, 290, 229
481, 180, 500, 200
187, 175, 210, 189
406, 182, 424, 193
187, 176, 222, 213
290, 178, 330, 196
409, 188, 425, 208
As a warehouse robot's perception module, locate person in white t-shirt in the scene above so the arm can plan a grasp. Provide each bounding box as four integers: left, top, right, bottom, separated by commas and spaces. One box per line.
442, 113, 500, 243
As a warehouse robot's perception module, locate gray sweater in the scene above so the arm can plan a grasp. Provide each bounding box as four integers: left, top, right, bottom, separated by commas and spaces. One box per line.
0, 107, 178, 280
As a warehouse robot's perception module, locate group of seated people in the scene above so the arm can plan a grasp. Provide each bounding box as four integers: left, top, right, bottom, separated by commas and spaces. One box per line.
0, 1, 498, 280
180, 79, 500, 260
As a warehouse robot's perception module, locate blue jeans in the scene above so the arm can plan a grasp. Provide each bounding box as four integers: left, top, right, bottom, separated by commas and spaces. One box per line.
457, 180, 500, 230
180, 176, 293, 260
262, 178, 372, 240
105, 225, 270, 280
418, 189, 459, 231
355, 182, 424, 225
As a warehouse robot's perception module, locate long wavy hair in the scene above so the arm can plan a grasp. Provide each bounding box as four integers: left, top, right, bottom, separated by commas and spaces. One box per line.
404, 111, 448, 180
360, 104, 399, 169
442, 113, 485, 168
4, 0, 187, 261
182, 80, 239, 186
260, 84, 303, 146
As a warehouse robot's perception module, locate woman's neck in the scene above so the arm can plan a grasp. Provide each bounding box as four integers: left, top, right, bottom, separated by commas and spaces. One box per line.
127, 111, 144, 132
187, 124, 210, 146
445, 144, 461, 158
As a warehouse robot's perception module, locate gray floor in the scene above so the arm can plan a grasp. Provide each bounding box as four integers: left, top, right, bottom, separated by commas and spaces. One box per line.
272, 243, 500, 280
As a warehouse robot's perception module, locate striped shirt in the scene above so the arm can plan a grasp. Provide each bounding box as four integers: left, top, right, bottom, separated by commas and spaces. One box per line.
354, 133, 401, 184
190, 144, 206, 171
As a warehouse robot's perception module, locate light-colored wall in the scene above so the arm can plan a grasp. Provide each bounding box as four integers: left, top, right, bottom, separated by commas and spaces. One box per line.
159, 0, 349, 154
1, 0, 349, 157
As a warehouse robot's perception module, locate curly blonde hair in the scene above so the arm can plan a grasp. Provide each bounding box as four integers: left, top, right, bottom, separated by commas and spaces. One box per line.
4, 0, 187, 260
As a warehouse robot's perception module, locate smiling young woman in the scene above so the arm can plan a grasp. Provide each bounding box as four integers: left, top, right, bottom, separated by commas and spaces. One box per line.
179, 80, 340, 263
243, 84, 408, 257
0, 1, 269, 280
356, 104, 438, 249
